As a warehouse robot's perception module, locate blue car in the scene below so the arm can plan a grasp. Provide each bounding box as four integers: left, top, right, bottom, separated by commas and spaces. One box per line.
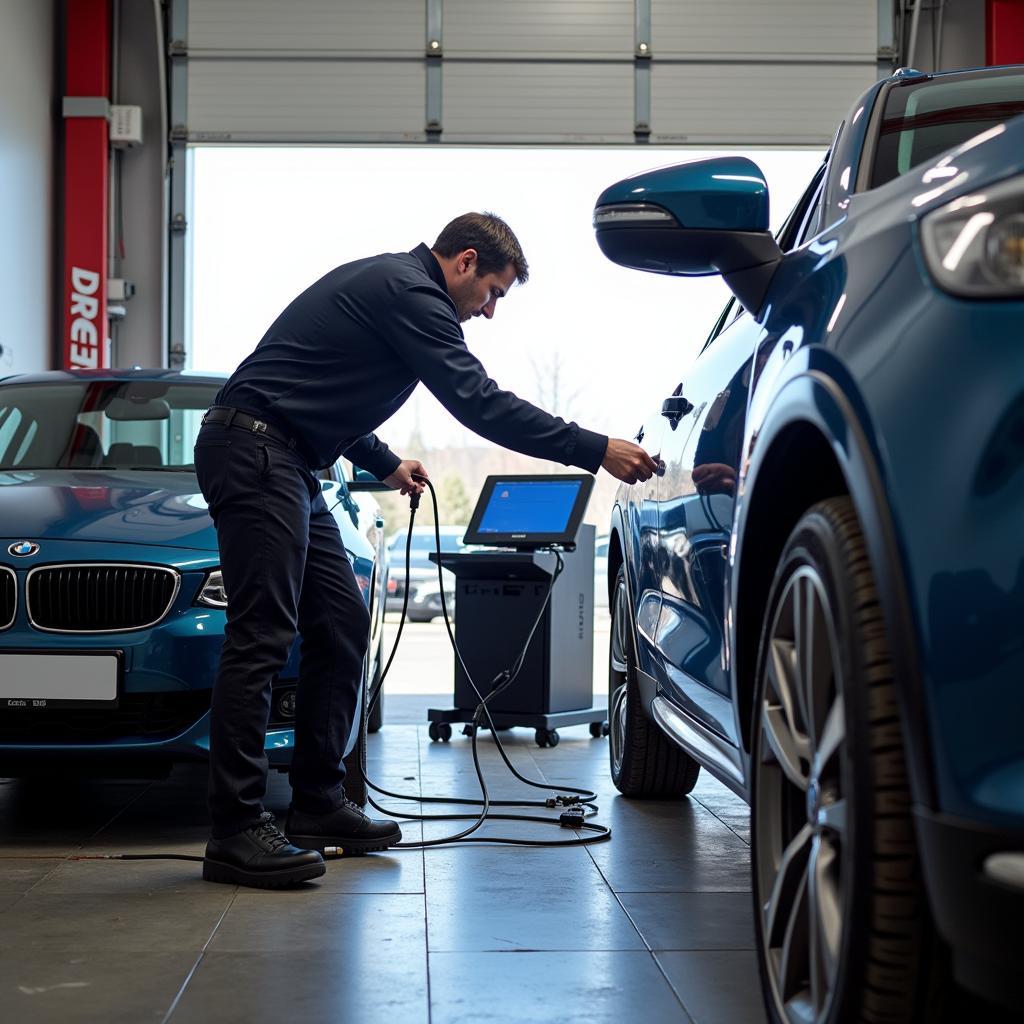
0, 369, 389, 801
596, 65, 1024, 1019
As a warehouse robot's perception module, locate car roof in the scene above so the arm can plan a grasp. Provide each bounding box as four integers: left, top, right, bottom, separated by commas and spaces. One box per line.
0, 368, 227, 386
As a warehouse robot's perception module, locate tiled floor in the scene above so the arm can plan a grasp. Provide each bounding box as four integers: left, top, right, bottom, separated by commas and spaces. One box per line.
0, 702, 768, 1024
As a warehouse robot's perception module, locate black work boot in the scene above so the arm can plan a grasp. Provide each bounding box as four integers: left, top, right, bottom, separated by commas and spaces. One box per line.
203, 811, 326, 888
286, 798, 402, 855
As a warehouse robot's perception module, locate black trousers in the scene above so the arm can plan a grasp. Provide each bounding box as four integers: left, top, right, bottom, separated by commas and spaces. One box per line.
194, 423, 370, 838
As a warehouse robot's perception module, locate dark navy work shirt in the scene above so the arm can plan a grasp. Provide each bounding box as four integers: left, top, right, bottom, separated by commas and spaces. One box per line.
216, 244, 608, 477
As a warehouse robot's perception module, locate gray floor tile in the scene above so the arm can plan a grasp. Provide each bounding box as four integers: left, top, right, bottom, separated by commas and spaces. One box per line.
429, 951, 691, 1024
656, 950, 769, 1024
588, 803, 751, 893
619, 892, 757, 950
0, 951, 197, 1024
0, 894, 22, 913
170, 950, 429, 1023
424, 846, 644, 952
33, 856, 211, 896
207, 891, 426, 954
0, 857, 64, 893
0, 892, 233, 953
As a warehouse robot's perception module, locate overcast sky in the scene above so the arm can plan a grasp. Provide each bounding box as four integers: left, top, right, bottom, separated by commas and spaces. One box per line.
190, 146, 822, 452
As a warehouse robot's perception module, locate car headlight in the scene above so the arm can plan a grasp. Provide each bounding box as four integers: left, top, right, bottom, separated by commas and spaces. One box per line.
920, 174, 1024, 297
197, 569, 228, 608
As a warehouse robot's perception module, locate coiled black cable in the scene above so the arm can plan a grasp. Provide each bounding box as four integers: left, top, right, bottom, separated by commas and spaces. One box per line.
359, 476, 610, 849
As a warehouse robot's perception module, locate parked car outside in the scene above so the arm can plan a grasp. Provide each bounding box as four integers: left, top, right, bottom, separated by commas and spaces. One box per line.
597, 66, 1024, 1020
386, 524, 465, 621
0, 370, 389, 800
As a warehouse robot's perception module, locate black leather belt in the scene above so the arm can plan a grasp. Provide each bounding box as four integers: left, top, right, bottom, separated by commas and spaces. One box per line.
201, 406, 297, 449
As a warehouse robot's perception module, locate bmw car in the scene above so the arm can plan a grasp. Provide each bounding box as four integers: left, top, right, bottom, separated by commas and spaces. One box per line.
596, 66, 1024, 1019
0, 370, 389, 800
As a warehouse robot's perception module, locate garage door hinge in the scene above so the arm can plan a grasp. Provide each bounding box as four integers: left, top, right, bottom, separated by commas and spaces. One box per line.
168, 344, 187, 369
171, 213, 188, 234
169, 39, 187, 57
170, 124, 188, 143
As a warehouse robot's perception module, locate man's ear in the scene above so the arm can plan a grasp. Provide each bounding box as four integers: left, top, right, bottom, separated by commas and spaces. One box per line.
458, 248, 478, 274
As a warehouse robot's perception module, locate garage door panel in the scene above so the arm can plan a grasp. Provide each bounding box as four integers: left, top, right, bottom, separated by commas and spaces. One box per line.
444, 0, 633, 58
651, 0, 876, 59
188, 60, 425, 141
443, 63, 634, 142
188, 0, 424, 55
651, 63, 877, 145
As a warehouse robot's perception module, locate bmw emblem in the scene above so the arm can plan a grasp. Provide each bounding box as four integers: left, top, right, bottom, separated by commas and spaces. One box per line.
8, 541, 39, 557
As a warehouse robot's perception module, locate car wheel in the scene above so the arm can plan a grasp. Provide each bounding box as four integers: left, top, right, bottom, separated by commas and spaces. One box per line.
608, 565, 700, 798
367, 637, 384, 734
751, 497, 941, 1024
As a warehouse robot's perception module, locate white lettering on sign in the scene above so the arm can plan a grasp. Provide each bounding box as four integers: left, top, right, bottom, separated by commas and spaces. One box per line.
69, 267, 101, 368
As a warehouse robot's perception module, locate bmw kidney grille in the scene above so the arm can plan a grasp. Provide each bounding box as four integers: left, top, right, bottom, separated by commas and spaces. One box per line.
26, 564, 180, 633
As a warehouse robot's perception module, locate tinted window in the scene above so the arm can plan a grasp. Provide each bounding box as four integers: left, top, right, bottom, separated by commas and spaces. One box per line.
871, 68, 1024, 188
0, 381, 222, 471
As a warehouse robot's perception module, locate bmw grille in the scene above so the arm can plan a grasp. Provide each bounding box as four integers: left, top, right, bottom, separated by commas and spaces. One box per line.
26, 564, 180, 633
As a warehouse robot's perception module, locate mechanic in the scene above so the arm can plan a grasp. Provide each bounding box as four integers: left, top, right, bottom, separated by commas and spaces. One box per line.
195, 212, 658, 888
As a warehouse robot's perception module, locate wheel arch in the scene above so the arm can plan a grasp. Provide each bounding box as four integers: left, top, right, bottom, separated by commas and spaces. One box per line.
732, 370, 936, 807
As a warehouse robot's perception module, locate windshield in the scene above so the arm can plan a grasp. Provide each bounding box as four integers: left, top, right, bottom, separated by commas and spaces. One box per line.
0, 380, 222, 470
871, 68, 1024, 188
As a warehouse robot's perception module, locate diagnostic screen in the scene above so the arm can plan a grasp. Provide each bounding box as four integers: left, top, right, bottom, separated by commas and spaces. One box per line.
477, 479, 583, 535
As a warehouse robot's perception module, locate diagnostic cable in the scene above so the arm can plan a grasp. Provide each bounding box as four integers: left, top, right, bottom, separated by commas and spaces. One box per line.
352, 475, 611, 850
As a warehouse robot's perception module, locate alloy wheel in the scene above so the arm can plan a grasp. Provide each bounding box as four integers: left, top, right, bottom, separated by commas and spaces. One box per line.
755, 565, 848, 1024
608, 574, 630, 778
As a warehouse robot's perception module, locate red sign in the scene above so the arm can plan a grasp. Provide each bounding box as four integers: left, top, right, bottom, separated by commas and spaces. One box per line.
62, 0, 111, 370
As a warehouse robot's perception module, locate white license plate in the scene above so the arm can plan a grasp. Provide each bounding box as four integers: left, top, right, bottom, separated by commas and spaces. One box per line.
0, 653, 119, 705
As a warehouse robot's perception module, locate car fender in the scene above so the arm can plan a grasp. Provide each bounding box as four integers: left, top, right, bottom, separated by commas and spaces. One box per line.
731, 360, 936, 808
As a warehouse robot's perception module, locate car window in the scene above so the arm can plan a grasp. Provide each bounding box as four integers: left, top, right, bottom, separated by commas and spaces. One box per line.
776, 163, 828, 253
870, 68, 1024, 188
0, 380, 222, 470
793, 175, 827, 246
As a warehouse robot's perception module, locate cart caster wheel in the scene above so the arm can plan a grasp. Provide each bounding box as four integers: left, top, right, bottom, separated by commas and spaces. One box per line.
589, 721, 609, 739
429, 722, 452, 742
535, 728, 560, 748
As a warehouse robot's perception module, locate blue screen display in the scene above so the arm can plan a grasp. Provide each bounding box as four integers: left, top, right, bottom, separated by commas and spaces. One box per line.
477, 479, 581, 535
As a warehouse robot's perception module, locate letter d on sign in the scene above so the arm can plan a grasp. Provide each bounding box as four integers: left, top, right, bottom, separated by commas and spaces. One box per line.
71, 267, 100, 295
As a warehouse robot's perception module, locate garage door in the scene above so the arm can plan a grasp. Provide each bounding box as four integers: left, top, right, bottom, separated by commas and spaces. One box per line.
179, 0, 880, 146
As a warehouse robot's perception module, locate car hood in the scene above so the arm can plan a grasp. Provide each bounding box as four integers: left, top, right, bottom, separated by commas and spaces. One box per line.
0, 469, 220, 550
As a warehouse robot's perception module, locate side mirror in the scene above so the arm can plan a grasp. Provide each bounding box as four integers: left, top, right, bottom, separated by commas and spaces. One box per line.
347, 467, 391, 492
593, 156, 782, 315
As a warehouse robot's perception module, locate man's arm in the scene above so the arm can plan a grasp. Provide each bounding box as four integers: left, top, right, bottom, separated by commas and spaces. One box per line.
343, 433, 401, 481
383, 285, 609, 472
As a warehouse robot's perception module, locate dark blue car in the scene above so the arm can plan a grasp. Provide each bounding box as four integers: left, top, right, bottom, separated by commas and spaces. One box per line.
596, 66, 1024, 1019
0, 370, 389, 800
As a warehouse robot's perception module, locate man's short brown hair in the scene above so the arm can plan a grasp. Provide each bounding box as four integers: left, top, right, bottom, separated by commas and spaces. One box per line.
433, 212, 529, 284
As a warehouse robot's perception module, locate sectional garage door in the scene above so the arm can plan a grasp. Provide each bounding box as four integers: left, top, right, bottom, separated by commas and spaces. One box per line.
177, 0, 881, 146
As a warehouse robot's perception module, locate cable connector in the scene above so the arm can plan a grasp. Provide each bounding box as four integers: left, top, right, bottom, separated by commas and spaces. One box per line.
555, 795, 582, 806
323, 845, 345, 857
559, 806, 585, 828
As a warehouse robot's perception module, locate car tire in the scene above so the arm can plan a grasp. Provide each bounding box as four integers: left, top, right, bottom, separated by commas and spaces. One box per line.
608, 565, 701, 798
751, 496, 944, 1024
367, 638, 384, 734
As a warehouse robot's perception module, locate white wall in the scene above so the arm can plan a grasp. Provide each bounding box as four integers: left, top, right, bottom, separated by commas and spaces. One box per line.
0, 0, 55, 375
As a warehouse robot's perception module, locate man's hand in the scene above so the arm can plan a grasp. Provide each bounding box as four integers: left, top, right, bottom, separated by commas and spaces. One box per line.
601, 439, 660, 485
384, 460, 429, 496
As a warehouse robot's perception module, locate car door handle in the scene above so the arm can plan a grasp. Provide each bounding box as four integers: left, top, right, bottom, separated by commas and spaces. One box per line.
661, 396, 694, 419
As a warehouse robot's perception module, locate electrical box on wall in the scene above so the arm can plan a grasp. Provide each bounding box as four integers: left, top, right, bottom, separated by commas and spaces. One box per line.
109, 105, 143, 147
